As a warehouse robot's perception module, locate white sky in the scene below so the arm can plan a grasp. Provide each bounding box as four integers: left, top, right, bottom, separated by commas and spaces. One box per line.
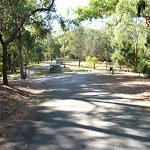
53, 0, 105, 31
55, 0, 89, 17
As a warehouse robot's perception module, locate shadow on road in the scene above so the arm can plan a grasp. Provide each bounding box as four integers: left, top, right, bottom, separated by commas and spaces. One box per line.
2, 72, 150, 150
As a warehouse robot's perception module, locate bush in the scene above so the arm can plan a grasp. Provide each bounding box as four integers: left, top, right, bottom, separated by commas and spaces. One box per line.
85, 56, 98, 69
139, 60, 150, 77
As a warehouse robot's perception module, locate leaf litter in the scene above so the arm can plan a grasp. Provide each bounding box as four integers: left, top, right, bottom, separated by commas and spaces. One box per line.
0, 78, 39, 144
88, 72, 150, 102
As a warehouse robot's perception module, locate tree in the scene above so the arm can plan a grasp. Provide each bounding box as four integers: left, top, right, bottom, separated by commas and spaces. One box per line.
85, 56, 98, 69
23, 30, 35, 66
75, 0, 119, 22
84, 28, 100, 57
68, 27, 85, 67
83, 27, 113, 65
111, 39, 136, 70
74, 0, 150, 76
75, 0, 144, 26
34, 42, 45, 64
46, 33, 57, 60
0, 0, 55, 85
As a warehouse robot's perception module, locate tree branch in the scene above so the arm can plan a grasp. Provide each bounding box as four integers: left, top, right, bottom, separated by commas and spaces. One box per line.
6, 0, 55, 45
106, 14, 123, 26
141, 12, 150, 28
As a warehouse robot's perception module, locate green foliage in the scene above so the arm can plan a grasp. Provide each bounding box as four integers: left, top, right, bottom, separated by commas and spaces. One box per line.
68, 26, 85, 59
59, 18, 71, 32
91, 57, 98, 69
33, 42, 45, 62
75, 0, 119, 21
111, 38, 136, 68
66, 52, 76, 59
85, 56, 91, 66
139, 59, 150, 76
137, 0, 147, 17
46, 33, 62, 60
66, 26, 113, 64
85, 56, 98, 69
44, 52, 50, 61
146, 29, 150, 48
72, 0, 150, 75
23, 30, 35, 65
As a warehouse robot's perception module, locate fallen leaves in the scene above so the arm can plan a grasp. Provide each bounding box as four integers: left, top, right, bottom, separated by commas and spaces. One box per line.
89, 72, 150, 102
0, 81, 36, 143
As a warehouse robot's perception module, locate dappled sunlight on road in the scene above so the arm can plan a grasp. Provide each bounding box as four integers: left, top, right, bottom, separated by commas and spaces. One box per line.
27, 72, 150, 150
3, 72, 150, 150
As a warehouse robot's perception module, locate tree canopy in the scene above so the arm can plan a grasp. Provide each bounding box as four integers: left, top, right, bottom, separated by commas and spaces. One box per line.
0, 0, 55, 85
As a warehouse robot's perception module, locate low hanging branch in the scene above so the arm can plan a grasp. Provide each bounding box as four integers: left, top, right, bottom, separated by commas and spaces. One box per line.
6, 0, 55, 45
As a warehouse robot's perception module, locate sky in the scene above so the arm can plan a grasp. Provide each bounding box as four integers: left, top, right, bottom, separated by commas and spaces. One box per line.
55, 0, 89, 17
53, 0, 105, 31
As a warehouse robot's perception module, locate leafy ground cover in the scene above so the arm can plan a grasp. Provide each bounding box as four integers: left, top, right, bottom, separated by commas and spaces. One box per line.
0, 78, 39, 144
88, 72, 150, 102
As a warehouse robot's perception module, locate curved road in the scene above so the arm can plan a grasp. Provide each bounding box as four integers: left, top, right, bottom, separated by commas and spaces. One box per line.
2, 63, 150, 150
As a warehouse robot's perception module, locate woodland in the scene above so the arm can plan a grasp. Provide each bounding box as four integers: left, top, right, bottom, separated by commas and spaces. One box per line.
0, 0, 150, 85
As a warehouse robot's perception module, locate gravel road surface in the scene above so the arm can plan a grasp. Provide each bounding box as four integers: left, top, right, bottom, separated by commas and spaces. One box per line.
1, 63, 150, 150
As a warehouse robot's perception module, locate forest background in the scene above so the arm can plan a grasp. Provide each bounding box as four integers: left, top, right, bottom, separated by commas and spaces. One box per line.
0, 0, 150, 85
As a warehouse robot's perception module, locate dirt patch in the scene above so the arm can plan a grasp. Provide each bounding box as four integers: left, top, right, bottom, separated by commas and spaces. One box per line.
88, 72, 150, 102
0, 78, 39, 144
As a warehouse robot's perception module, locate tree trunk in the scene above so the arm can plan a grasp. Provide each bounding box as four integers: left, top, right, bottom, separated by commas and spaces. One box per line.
2, 43, 8, 85
135, 38, 138, 70
79, 57, 81, 67
11, 53, 16, 74
106, 61, 108, 70
94, 63, 95, 69
105, 50, 108, 70
19, 31, 25, 79
8, 53, 11, 70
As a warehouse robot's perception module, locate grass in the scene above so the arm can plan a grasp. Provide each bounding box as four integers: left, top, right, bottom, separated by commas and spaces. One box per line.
0, 60, 131, 78
0, 70, 20, 78
34, 67, 50, 74
33, 60, 130, 73
62, 60, 129, 73
26, 61, 51, 69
